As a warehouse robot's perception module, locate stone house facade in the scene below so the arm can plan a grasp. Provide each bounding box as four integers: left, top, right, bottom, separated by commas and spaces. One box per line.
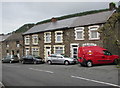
0, 34, 11, 59
3, 33, 23, 59
23, 10, 114, 61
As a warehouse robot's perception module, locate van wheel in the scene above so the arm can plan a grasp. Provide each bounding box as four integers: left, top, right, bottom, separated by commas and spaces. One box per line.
47, 60, 52, 65
64, 61, 69, 65
113, 59, 119, 65
86, 61, 92, 67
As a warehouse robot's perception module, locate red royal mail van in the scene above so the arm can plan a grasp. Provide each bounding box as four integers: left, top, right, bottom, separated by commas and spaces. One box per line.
78, 46, 119, 67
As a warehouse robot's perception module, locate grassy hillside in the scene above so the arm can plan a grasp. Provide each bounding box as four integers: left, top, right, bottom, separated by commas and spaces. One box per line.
14, 23, 35, 33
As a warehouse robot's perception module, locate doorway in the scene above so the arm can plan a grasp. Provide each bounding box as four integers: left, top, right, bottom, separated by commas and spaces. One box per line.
70, 43, 79, 59
44, 45, 51, 61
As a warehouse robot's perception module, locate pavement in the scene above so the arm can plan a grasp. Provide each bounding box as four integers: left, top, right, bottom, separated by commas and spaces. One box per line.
2, 63, 120, 88
0, 61, 4, 88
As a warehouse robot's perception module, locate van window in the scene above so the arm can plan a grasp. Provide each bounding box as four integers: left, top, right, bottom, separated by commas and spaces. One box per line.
103, 50, 112, 56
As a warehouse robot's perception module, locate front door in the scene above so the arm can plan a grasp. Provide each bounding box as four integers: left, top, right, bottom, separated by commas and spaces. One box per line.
71, 44, 79, 59
45, 46, 51, 62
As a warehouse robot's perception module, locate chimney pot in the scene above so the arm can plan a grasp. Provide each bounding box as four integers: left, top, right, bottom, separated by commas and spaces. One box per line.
51, 17, 57, 22
109, 2, 116, 10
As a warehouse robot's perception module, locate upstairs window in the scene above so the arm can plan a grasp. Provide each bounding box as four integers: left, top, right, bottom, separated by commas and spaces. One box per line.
88, 25, 100, 40
55, 31, 63, 43
25, 35, 30, 45
75, 27, 84, 40
32, 35, 38, 45
44, 32, 51, 43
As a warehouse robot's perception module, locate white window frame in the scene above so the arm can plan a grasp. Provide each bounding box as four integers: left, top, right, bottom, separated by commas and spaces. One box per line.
32, 47, 39, 56
24, 35, 30, 45
44, 32, 51, 43
55, 31, 63, 43
53, 45, 65, 54
32, 35, 38, 45
75, 27, 84, 40
88, 25, 100, 40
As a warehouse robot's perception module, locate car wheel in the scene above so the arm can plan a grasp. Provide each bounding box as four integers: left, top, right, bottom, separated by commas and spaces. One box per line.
33, 61, 37, 64
64, 61, 69, 65
21, 60, 25, 64
47, 60, 52, 65
86, 61, 92, 67
10, 60, 12, 63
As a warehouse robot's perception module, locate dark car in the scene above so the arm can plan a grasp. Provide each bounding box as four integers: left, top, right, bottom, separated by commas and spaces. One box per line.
2, 55, 19, 63
20, 55, 44, 64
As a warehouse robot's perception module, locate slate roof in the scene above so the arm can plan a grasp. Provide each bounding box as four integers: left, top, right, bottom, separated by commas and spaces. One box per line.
0, 34, 11, 42
23, 10, 114, 35
5, 33, 23, 42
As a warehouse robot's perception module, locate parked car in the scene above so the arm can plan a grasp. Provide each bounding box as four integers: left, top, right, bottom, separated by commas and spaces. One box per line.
2, 55, 19, 63
77, 46, 120, 67
20, 55, 44, 64
47, 54, 77, 65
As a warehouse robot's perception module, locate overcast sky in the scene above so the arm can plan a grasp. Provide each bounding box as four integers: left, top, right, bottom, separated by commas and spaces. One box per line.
0, 1, 119, 34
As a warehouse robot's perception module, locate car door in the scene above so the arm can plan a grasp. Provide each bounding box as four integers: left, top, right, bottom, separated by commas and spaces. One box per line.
51, 55, 58, 63
5, 56, 11, 62
57, 56, 64, 64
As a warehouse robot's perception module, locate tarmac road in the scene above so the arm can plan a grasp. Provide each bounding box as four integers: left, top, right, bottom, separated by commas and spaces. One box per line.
2, 63, 120, 88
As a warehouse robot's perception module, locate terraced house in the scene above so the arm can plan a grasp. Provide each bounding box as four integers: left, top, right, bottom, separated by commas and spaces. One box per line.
0, 34, 11, 59
23, 7, 116, 61
3, 33, 23, 59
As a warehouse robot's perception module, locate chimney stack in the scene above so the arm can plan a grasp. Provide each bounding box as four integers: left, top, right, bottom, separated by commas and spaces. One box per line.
109, 2, 116, 10
118, 1, 120, 8
51, 17, 57, 22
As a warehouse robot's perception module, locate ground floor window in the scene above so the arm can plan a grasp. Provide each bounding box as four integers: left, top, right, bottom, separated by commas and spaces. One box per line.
32, 48, 39, 56
54, 45, 64, 54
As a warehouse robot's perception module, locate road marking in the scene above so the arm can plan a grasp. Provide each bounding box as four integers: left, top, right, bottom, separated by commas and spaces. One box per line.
29, 68, 54, 74
71, 75, 120, 87
0, 82, 4, 88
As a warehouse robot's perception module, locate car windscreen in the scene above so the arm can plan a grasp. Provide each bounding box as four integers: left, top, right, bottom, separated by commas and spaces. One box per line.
5, 56, 11, 59
103, 50, 112, 55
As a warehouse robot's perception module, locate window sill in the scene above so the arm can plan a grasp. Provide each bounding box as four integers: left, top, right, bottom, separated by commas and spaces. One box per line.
55, 41, 63, 43
75, 38, 84, 40
44, 42, 51, 43
89, 38, 100, 40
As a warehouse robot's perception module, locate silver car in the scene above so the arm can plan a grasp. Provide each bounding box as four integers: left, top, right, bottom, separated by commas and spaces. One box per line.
47, 54, 77, 65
